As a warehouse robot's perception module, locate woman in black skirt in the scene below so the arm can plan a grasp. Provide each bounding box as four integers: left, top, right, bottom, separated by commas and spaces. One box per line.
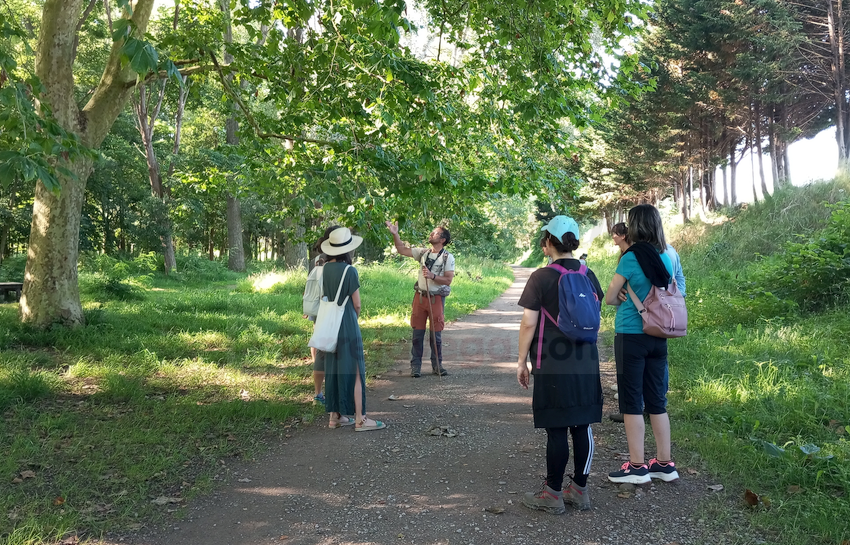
516, 215, 604, 514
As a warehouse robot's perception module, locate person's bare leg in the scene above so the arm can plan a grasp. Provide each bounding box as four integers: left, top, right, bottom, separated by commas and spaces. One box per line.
649, 412, 672, 461
311, 347, 324, 396
354, 370, 365, 423
624, 414, 646, 464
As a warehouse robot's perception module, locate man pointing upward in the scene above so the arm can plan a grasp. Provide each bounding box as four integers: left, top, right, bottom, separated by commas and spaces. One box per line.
386, 221, 455, 378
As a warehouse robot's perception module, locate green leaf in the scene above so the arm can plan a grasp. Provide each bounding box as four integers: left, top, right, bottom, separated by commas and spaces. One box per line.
112, 18, 132, 41
130, 43, 159, 75
798, 444, 821, 456
35, 165, 61, 193
0, 158, 15, 188
760, 440, 785, 457
162, 59, 183, 84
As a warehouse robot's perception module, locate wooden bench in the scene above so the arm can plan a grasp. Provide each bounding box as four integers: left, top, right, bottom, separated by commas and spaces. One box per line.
0, 282, 23, 302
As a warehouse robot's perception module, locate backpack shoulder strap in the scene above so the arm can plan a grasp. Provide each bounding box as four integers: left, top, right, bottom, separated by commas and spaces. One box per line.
547, 263, 568, 275
626, 282, 646, 314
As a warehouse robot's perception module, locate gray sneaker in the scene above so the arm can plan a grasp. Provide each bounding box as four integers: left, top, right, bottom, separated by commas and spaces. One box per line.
563, 480, 591, 510
521, 484, 565, 514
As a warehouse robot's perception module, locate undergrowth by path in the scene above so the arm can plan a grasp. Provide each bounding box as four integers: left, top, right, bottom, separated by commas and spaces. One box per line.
0, 256, 512, 545
588, 179, 850, 545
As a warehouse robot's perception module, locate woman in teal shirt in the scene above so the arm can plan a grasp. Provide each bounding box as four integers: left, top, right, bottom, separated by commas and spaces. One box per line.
603, 205, 680, 485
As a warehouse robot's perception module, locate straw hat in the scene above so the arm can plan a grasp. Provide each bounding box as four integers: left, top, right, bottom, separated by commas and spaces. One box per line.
321, 227, 363, 256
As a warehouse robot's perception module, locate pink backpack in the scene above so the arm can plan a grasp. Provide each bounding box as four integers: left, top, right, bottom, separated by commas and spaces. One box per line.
626, 279, 687, 338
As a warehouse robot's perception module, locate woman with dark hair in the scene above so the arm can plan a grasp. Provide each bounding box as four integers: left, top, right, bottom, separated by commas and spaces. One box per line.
611, 222, 630, 256
604, 204, 679, 484
320, 227, 386, 431
516, 215, 604, 514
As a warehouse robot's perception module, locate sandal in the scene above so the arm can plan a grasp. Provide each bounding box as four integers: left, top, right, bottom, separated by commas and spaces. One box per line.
355, 418, 387, 432
328, 415, 355, 429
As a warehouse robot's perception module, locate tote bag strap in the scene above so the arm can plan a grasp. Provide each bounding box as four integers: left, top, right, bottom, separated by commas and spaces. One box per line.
332, 265, 352, 305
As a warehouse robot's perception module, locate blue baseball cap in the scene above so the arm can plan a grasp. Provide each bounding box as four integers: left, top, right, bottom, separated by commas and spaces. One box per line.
541, 215, 580, 240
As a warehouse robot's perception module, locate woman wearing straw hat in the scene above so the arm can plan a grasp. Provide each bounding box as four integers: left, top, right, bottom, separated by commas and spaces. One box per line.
321, 227, 387, 432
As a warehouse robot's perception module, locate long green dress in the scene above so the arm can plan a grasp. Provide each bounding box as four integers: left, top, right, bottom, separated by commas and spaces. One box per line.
322, 261, 366, 416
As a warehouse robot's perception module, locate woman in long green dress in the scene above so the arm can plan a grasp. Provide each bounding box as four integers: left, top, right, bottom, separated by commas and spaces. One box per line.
320, 227, 387, 432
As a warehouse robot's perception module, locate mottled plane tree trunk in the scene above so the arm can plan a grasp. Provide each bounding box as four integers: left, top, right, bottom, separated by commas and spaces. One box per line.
22, 0, 156, 327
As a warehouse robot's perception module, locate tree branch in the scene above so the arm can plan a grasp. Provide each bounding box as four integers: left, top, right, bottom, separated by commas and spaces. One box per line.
81, 0, 157, 146
150, 79, 167, 127
208, 51, 340, 148
103, 0, 113, 35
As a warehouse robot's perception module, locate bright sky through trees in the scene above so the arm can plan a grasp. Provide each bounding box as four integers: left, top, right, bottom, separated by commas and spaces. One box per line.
715, 128, 839, 204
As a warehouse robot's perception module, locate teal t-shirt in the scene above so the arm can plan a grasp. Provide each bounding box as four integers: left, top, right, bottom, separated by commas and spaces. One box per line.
614, 250, 674, 334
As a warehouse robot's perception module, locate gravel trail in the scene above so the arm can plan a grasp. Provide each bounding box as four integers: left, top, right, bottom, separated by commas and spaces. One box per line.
118, 267, 759, 545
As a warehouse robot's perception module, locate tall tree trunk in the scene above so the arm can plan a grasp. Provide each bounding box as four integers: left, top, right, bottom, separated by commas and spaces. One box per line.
755, 101, 769, 197
705, 163, 721, 212
722, 161, 729, 208
226, 194, 245, 271
782, 142, 793, 187
828, 0, 850, 174
283, 216, 308, 269
768, 107, 779, 188
208, 225, 215, 261
730, 142, 738, 206
672, 176, 679, 208
220, 0, 246, 272
0, 182, 15, 263
22, 0, 156, 327
749, 118, 760, 204
133, 82, 179, 274
688, 165, 694, 219
780, 98, 791, 187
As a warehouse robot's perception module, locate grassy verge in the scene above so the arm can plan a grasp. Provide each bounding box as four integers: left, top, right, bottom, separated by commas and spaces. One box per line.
587, 179, 850, 545
0, 256, 512, 545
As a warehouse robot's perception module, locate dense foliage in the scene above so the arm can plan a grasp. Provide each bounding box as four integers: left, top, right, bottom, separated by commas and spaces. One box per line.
1, 0, 648, 327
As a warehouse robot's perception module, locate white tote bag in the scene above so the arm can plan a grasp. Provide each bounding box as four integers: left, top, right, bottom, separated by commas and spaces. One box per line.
308, 265, 351, 353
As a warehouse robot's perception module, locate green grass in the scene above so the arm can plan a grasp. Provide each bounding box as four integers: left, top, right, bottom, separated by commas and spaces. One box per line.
587, 178, 850, 545
0, 256, 512, 544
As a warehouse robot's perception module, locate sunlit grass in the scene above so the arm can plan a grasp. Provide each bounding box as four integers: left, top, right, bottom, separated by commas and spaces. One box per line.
0, 256, 512, 544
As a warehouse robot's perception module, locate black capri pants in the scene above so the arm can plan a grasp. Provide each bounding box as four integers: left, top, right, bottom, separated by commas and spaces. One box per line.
614, 333, 668, 415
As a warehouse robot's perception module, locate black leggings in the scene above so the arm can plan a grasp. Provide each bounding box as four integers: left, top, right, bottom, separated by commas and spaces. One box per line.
546, 425, 594, 491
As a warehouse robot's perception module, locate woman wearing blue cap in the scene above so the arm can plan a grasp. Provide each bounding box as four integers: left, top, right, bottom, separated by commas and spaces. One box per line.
516, 215, 604, 514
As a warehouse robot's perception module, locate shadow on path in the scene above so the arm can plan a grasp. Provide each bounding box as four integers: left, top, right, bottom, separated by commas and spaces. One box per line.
117, 267, 752, 545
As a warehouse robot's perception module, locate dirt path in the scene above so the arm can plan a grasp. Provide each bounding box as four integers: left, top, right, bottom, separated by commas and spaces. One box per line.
119, 267, 756, 545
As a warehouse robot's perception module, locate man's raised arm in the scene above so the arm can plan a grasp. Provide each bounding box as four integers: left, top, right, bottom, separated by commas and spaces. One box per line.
385, 221, 414, 258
